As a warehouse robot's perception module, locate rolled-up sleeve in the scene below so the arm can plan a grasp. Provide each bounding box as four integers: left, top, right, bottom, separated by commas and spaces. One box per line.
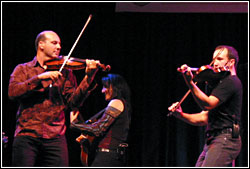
8, 64, 41, 100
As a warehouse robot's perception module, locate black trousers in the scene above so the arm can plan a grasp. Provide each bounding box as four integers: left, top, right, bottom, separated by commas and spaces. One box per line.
12, 135, 68, 167
91, 151, 127, 167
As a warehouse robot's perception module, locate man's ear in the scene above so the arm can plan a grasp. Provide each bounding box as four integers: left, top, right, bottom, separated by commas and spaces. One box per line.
230, 59, 235, 67
39, 41, 45, 50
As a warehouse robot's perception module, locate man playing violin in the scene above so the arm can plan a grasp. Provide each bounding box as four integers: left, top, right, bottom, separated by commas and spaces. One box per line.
8, 30, 100, 166
168, 45, 242, 167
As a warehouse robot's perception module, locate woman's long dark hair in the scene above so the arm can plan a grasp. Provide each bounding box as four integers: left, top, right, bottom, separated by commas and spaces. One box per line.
102, 73, 132, 120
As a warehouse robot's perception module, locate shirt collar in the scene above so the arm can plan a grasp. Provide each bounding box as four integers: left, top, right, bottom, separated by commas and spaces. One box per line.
27, 56, 40, 67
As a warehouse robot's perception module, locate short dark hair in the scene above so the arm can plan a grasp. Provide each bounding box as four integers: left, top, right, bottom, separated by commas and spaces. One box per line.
35, 31, 46, 51
215, 45, 239, 68
35, 30, 55, 51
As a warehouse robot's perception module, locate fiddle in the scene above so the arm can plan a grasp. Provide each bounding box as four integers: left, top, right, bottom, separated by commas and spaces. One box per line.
44, 55, 111, 72
188, 65, 230, 83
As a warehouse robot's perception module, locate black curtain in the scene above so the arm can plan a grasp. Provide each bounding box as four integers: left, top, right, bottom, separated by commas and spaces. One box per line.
2, 2, 248, 167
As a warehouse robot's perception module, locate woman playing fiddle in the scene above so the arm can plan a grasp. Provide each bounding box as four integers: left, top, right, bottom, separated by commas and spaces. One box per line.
8, 30, 100, 166
168, 45, 242, 167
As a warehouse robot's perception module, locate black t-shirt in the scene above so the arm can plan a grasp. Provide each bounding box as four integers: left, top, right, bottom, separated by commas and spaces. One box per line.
207, 75, 242, 131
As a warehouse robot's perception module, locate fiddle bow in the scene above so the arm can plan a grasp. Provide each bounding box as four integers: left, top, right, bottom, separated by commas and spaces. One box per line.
58, 14, 92, 73
48, 14, 111, 87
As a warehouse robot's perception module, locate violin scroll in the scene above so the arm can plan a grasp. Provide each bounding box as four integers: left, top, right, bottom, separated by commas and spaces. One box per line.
98, 64, 111, 72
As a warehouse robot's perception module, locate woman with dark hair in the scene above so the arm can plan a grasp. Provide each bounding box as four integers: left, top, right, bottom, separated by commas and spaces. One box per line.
70, 73, 132, 167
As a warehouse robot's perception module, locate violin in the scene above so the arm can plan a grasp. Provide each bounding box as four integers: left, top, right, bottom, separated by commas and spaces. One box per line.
190, 65, 230, 83
44, 55, 111, 72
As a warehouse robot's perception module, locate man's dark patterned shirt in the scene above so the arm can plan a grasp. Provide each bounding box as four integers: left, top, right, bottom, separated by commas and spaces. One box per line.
8, 57, 92, 139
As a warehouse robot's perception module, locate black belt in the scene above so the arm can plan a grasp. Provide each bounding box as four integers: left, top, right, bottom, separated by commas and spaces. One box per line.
206, 128, 233, 138
97, 143, 128, 154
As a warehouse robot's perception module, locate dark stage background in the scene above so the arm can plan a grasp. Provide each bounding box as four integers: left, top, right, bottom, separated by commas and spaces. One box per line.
1, 2, 248, 167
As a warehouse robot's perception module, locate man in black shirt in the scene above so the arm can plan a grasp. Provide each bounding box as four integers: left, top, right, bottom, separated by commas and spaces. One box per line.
168, 45, 242, 167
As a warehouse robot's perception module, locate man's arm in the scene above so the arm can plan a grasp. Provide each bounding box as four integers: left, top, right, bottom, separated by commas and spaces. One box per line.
168, 102, 209, 126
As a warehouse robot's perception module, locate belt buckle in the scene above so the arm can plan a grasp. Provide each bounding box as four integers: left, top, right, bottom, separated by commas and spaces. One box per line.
100, 148, 110, 152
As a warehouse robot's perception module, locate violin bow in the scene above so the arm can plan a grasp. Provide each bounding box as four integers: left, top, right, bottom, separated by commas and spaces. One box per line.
167, 48, 224, 116
49, 14, 92, 88
59, 14, 92, 73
